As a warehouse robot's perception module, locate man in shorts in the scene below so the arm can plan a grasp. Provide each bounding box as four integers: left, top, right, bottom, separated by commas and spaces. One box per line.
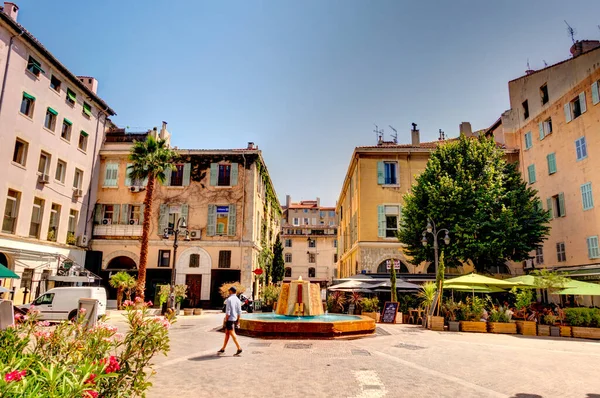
218, 286, 242, 356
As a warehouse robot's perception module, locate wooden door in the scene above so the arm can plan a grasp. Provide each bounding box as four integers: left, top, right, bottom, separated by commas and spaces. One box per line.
185, 275, 202, 308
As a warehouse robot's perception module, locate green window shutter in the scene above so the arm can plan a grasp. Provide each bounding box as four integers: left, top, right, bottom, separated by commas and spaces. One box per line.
210, 163, 218, 186
377, 161, 384, 185
207, 204, 217, 236
547, 153, 557, 174
67, 89, 76, 102
64, 118, 73, 126
558, 192, 565, 217
23, 92, 35, 101
121, 204, 129, 224
587, 238, 593, 259
581, 183, 594, 210
230, 163, 239, 186
228, 204, 237, 236
125, 163, 133, 186
587, 237, 599, 259
83, 102, 92, 116
104, 163, 118, 186
377, 205, 385, 237
163, 168, 171, 186
527, 165, 536, 184
538, 122, 544, 140
47, 107, 58, 116
546, 198, 553, 219
94, 204, 103, 224
182, 163, 191, 186
579, 92, 587, 113
113, 204, 120, 224
524, 132, 532, 149
158, 204, 169, 235
564, 103, 572, 123
536, 200, 543, 212
592, 82, 600, 105
181, 204, 189, 225
139, 204, 145, 224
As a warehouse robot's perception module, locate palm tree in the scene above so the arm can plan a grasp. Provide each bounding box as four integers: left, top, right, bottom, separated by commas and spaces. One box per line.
109, 271, 136, 309
129, 135, 176, 299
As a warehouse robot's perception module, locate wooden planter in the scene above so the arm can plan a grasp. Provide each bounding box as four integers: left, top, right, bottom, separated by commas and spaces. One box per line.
550, 326, 560, 337
430, 316, 444, 331
537, 324, 550, 336
402, 314, 409, 324
488, 322, 517, 334
460, 321, 487, 333
193, 308, 203, 315
183, 308, 194, 316
559, 325, 572, 337
515, 320, 537, 336
448, 321, 460, 332
571, 326, 600, 340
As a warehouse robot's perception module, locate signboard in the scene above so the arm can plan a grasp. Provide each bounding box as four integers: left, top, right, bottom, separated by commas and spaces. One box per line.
253, 269, 263, 275
169, 205, 181, 213
385, 259, 401, 270
380, 301, 399, 324
216, 206, 229, 213
20, 268, 34, 289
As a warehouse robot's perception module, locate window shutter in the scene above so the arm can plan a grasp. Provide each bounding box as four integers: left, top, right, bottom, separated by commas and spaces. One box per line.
230, 163, 239, 186
125, 163, 132, 186
210, 163, 218, 186
592, 82, 600, 105
546, 198, 553, 220
579, 92, 587, 113
377, 205, 385, 237
163, 168, 171, 186
538, 122, 544, 140
183, 163, 191, 186
121, 204, 129, 224
207, 204, 217, 236
113, 204, 120, 224
158, 204, 168, 235
181, 204, 189, 225
377, 161, 384, 185
104, 163, 116, 186
142, 176, 148, 187
94, 204, 103, 224
228, 204, 237, 236
564, 103, 572, 123
139, 204, 145, 224
547, 153, 556, 174
558, 192, 565, 217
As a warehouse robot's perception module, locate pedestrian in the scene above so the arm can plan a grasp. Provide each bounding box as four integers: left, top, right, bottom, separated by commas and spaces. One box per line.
218, 286, 242, 356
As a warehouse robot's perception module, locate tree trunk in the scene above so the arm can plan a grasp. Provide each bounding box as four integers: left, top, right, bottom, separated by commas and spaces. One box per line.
117, 287, 124, 310
137, 176, 156, 299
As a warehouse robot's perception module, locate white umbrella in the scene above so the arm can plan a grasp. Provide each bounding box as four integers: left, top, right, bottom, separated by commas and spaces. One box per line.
0, 286, 9, 294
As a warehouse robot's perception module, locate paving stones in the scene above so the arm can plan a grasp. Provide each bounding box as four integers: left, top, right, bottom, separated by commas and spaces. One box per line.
284, 343, 312, 349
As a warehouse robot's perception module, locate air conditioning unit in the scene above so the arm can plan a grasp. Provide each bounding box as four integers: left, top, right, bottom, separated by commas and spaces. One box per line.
129, 219, 139, 225
189, 230, 202, 240
523, 259, 534, 269
102, 218, 112, 225
130, 186, 144, 193
77, 235, 88, 247
73, 188, 83, 197
38, 174, 50, 184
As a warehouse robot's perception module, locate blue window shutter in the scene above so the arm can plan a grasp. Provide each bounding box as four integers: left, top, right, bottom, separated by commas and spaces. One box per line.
564, 103, 572, 123
158, 204, 168, 235
113, 204, 120, 224
228, 204, 237, 236
377, 205, 385, 237
139, 204, 145, 224
121, 204, 129, 224
210, 163, 218, 186
582, 138, 588, 158
207, 204, 216, 236
546, 198, 553, 219
579, 92, 587, 113
230, 163, 239, 186
181, 204, 189, 224
592, 82, 600, 105
377, 161, 384, 185
183, 163, 191, 186
558, 192, 565, 217
538, 122, 544, 140
125, 163, 132, 186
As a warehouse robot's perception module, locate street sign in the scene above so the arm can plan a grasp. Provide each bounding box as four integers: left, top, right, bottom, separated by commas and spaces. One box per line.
20, 269, 33, 288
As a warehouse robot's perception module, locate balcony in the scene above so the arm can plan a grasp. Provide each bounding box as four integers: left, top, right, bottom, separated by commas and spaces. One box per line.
93, 223, 143, 238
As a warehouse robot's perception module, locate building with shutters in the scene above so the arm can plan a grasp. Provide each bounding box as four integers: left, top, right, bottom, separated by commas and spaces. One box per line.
487, 40, 600, 285
89, 134, 281, 308
0, 3, 116, 304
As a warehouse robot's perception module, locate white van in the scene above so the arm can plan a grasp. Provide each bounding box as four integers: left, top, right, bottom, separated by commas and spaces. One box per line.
20, 287, 107, 321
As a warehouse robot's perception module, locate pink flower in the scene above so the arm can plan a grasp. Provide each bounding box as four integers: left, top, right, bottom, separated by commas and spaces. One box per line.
4, 370, 26, 383
34, 330, 52, 340
85, 373, 97, 385
38, 321, 51, 327
146, 300, 153, 307
134, 297, 143, 303
14, 313, 23, 321
122, 300, 134, 308
79, 308, 87, 314
83, 390, 98, 398
151, 316, 171, 330
113, 332, 124, 340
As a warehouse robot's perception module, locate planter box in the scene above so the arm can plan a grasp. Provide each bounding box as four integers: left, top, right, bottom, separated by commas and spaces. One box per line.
363, 312, 380, 322
397, 312, 403, 324
430, 316, 444, 331
183, 308, 194, 316
571, 326, 600, 340
448, 321, 460, 332
515, 320, 537, 336
488, 322, 517, 334
193, 308, 203, 315
559, 325, 572, 337
537, 324, 550, 336
402, 314, 409, 324
550, 326, 560, 337
460, 321, 487, 333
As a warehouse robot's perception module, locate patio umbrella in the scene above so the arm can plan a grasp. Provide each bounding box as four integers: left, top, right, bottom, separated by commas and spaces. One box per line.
557, 280, 600, 295
443, 284, 506, 293
0, 264, 19, 279
371, 280, 421, 290
0, 286, 8, 293
445, 273, 521, 288
328, 280, 373, 291
503, 275, 539, 288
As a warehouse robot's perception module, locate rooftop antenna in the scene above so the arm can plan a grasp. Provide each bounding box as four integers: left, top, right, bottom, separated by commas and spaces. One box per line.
388, 125, 398, 143
527, 59, 531, 70
543, 60, 548, 67
438, 129, 446, 141
373, 124, 384, 144
565, 20, 576, 44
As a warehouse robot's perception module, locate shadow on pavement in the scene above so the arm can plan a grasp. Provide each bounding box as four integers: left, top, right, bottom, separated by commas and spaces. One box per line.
509, 394, 543, 398
188, 355, 222, 362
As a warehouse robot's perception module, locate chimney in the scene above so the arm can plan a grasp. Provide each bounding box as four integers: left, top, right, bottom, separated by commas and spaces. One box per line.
570, 40, 600, 58
77, 76, 98, 94
411, 123, 420, 146
459, 122, 473, 137
159, 121, 171, 146
285, 195, 291, 210
3, 2, 18, 21
316, 197, 320, 208
247, 142, 255, 150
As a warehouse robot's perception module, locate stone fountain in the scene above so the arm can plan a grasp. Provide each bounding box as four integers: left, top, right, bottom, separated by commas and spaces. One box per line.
275, 276, 323, 316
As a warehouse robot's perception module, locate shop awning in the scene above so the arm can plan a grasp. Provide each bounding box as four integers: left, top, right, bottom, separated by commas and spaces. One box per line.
0, 264, 20, 279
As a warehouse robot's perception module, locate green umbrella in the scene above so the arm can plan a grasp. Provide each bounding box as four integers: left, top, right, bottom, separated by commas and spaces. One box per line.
0, 264, 19, 279
504, 275, 539, 288
558, 280, 600, 296
443, 284, 506, 293
445, 273, 520, 287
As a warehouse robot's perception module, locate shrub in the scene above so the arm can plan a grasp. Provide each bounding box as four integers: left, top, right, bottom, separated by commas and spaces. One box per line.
543, 314, 558, 326
442, 301, 460, 322
361, 297, 380, 313
511, 287, 534, 311
461, 297, 485, 321
219, 282, 246, 299
261, 284, 281, 306
327, 291, 346, 313
564, 308, 600, 327
488, 306, 512, 323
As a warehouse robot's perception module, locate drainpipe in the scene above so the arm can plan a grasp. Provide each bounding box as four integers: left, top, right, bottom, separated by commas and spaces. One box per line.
240, 153, 248, 294
0, 30, 24, 118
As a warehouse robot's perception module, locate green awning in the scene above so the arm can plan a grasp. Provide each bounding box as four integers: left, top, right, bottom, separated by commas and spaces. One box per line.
81, 130, 88, 137
0, 264, 20, 279
67, 89, 76, 102
47, 107, 58, 116
23, 92, 35, 101
83, 103, 92, 116
64, 118, 72, 126
28, 59, 45, 75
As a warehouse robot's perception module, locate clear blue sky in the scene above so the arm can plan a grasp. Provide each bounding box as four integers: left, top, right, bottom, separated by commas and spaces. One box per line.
16, 0, 600, 206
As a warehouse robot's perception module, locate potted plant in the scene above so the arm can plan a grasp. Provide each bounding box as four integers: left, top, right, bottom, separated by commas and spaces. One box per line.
545, 314, 560, 337
399, 295, 411, 324
511, 288, 536, 336
328, 291, 346, 313
565, 308, 600, 340
557, 308, 572, 337
459, 296, 487, 333
443, 300, 461, 332
348, 291, 363, 315
109, 271, 136, 309
537, 314, 551, 336
174, 284, 187, 312
418, 282, 440, 330
361, 297, 380, 322
487, 306, 516, 334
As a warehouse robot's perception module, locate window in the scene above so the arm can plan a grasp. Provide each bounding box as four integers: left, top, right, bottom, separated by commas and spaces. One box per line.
38, 151, 51, 177
285, 267, 292, 277
285, 239, 292, 247
303, 209, 308, 213
66, 88, 76, 105
44, 108, 57, 131
2, 190, 20, 234
26, 56, 44, 77
206, 204, 235, 236
48, 203, 60, 241
308, 253, 316, 263
378, 204, 400, 238
575, 137, 588, 161
20, 92, 35, 117
129, 205, 141, 224
308, 267, 316, 278
333, 239, 337, 248
209, 163, 238, 187
524, 131, 532, 150
522, 100, 529, 120
593, 81, 600, 105
285, 253, 292, 263
73, 169, 83, 190
158, 250, 171, 267
218, 250, 231, 268
218, 164, 231, 186
189, 253, 200, 268
303, 218, 309, 225
68, 209, 78, 235
587, 236, 600, 259
13, 139, 28, 166
546, 153, 557, 175
61, 119, 72, 141
539, 118, 552, 140
308, 239, 316, 248
377, 161, 398, 185
549, 193, 566, 218
334, 253, 338, 263
102, 205, 115, 222
33, 293, 54, 306
292, 218, 299, 226
565, 92, 587, 122
103, 163, 118, 187
527, 164, 536, 184
535, 247, 544, 265
540, 84, 549, 105
556, 242, 566, 262
581, 182, 594, 210
29, 197, 44, 238
55, 160, 66, 183
78, 131, 88, 151
170, 164, 184, 186
329, 211, 335, 217
83, 102, 92, 117
50, 75, 61, 92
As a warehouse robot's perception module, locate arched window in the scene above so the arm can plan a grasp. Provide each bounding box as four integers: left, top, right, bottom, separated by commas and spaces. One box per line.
376, 259, 409, 273
106, 256, 137, 270
285, 267, 292, 278
308, 267, 316, 278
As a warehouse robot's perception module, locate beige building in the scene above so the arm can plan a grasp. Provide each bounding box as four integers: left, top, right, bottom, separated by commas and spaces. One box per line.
89, 129, 280, 308
280, 196, 337, 287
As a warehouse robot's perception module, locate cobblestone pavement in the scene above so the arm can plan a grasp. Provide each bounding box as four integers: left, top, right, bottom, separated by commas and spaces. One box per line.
107, 312, 600, 398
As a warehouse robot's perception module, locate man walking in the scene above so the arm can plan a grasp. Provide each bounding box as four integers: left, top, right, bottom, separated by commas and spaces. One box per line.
218, 286, 242, 356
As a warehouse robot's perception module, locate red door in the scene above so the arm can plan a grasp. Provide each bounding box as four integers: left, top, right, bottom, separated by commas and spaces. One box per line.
185, 275, 202, 307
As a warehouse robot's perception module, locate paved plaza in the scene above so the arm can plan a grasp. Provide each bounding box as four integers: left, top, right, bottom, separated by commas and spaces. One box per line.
107, 312, 600, 398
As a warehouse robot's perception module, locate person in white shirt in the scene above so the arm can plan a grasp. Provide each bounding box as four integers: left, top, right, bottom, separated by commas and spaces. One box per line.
218, 286, 242, 356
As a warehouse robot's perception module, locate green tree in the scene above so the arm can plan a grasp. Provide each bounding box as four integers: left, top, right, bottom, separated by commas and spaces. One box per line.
398, 134, 550, 272
390, 263, 397, 302
272, 234, 285, 284
109, 271, 136, 309
128, 135, 177, 298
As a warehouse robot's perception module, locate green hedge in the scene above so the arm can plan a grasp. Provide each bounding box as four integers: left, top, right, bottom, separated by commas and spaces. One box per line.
564, 308, 600, 327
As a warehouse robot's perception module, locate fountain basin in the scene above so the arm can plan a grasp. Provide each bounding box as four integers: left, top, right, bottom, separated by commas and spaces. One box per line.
238, 313, 376, 338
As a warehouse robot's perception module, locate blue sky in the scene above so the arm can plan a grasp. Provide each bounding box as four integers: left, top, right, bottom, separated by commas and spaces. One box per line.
16, 0, 600, 205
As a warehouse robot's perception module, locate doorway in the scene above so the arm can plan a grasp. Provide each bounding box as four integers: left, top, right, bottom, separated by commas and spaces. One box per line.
210, 269, 241, 308
185, 274, 202, 308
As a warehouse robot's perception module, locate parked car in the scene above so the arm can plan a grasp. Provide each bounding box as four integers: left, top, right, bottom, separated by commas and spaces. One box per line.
19, 287, 107, 322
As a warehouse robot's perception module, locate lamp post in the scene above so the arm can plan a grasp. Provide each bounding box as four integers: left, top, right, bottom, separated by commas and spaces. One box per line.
163, 217, 189, 311
421, 218, 450, 277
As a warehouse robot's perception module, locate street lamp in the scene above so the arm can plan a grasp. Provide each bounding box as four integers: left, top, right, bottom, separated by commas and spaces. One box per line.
162, 217, 189, 311
421, 218, 450, 276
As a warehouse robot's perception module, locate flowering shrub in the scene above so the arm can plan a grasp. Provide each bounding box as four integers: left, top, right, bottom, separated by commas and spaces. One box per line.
0, 297, 173, 397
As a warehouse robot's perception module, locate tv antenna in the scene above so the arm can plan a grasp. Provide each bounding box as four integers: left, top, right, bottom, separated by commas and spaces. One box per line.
373, 124, 384, 144
564, 20, 576, 44
388, 125, 398, 143
543, 60, 548, 67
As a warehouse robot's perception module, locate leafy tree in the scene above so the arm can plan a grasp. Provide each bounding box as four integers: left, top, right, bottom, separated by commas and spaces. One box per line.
398, 134, 550, 272
272, 234, 285, 284
128, 136, 177, 298
390, 264, 397, 302
109, 271, 136, 309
